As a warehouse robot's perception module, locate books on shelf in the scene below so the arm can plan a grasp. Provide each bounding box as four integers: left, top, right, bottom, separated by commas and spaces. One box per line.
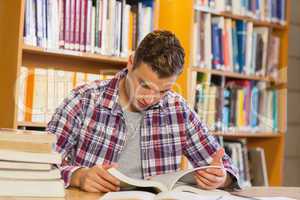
100, 166, 231, 200
194, 0, 286, 24
223, 139, 251, 187
221, 138, 268, 187
248, 147, 269, 186
194, 80, 278, 132
192, 12, 281, 79
0, 129, 64, 197
23, 0, 156, 57
17, 66, 117, 125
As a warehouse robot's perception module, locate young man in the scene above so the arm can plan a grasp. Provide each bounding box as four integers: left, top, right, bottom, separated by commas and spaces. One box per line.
47, 30, 239, 193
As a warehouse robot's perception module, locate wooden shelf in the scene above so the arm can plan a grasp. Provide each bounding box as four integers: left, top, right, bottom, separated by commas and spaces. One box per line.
22, 44, 128, 64
191, 66, 286, 84
22, 44, 127, 72
212, 131, 282, 138
16, 121, 282, 139
17, 121, 47, 128
194, 5, 287, 30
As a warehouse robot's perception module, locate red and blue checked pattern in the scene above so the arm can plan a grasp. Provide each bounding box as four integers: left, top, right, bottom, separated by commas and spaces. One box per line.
47, 69, 239, 188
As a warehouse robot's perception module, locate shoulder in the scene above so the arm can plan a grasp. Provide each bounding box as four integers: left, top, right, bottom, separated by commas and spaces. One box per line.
160, 91, 192, 113
71, 79, 111, 101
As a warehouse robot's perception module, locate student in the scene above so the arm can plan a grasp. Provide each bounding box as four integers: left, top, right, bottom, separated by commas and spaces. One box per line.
47, 30, 239, 193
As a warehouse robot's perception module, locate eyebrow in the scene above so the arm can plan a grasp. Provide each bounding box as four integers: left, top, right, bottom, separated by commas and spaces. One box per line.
138, 77, 170, 93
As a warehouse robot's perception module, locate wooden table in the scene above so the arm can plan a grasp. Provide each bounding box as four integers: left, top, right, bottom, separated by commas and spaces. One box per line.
0, 187, 299, 200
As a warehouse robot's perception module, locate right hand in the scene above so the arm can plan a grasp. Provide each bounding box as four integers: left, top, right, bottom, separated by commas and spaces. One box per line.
71, 164, 120, 193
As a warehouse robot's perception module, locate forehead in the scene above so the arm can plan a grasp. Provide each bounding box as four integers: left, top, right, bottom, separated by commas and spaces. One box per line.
133, 63, 177, 89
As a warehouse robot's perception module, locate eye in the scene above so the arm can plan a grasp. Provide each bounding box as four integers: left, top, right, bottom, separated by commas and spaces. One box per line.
140, 81, 150, 89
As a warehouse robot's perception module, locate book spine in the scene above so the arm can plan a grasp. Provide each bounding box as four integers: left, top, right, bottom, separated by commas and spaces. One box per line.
36, 0, 43, 47
236, 20, 246, 73
98, 0, 103, 53
211, 23, 221, 70
69, 0, 75, 50
58, 0, 65, 48
74, 0, 81, 51
30, 0, 37, 46
79, 0, 87, 51
91, 4, 96, 53
64, 0, 70, 49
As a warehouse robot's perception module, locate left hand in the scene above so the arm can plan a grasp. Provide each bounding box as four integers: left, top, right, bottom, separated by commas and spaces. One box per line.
194, 148, 230, 190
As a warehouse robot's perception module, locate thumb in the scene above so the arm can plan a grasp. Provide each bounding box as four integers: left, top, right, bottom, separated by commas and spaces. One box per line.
210, 148, 225, 166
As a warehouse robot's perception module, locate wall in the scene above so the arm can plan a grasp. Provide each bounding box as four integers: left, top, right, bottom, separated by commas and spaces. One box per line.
284, 0, 300, 186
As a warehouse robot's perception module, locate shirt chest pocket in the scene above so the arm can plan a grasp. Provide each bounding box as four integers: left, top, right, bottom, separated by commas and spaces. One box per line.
79, 113, 126, 164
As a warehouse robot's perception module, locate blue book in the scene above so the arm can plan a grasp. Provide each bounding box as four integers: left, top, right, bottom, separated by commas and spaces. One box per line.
218, 28, 224, 68
222, 89, 231, 128
271, 0, 277, 21
272, 90, 278, 131
232, 22, 239, 72
277, 0, 286, 23
256, 0, 260, 18
236, 20, 247, 73
211, 23, 221, 69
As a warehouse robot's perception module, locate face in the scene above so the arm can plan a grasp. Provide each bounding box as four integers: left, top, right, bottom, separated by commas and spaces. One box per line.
125, 57, 178, 111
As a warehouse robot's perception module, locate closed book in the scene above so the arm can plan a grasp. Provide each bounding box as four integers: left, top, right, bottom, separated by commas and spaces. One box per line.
0, 150, 61, 164
0, 179, 65, 197
0, 140, 53, 154
0, 168, 60, 180
0, 128, 56, 144
0, 160, 51, 171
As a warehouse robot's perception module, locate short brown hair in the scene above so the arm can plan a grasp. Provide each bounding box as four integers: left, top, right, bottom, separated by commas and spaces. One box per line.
133, 30, 185, 78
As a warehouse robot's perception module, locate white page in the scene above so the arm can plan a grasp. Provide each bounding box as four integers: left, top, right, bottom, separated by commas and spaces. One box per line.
257, 198, 296, 200
149, 165, 221, 190
100, 191, 155, 200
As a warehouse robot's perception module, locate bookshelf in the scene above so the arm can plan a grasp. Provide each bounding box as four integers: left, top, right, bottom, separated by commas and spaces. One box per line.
0, 0, 289, 186
185, 0, 290, 186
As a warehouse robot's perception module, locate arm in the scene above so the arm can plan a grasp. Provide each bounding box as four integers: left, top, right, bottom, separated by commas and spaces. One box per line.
46, 88, 85, 188
47, 89, 120, 192
183, 106, 240, 189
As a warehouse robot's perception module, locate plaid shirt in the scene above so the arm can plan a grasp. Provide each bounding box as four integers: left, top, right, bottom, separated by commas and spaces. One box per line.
47, 69, 239, 188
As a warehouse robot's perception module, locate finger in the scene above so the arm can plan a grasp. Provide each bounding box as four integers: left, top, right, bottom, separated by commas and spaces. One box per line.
205, 168, 226, 177
195, 174, 216, 187
196, 170, 223, 183
92, 174, 120, 192
82, 179, 109, 193
210, 148, 225, 166
82, 185, 100, 193
194, 175, 214, 190
88, 180, 111, 193
97, 167, 121, 186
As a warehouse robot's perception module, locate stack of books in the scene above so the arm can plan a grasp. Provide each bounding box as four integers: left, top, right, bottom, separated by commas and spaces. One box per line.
0, 128, 64, 197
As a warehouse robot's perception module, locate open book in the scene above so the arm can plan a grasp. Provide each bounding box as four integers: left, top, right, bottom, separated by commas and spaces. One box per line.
102, 166, 231, 200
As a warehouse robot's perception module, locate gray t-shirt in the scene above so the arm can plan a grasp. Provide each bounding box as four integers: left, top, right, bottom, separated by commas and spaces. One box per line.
117, 110, 143, 179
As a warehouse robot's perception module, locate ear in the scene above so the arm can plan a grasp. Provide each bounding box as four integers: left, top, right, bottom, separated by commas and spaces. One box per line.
127, 53, 135, 72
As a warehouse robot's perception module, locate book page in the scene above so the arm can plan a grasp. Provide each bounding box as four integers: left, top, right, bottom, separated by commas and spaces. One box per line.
173, 183, 230, 197
100, 191, 155, 200
149, 165, 221, 190
107, 168, 167, 192
155, 191, 224, 200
